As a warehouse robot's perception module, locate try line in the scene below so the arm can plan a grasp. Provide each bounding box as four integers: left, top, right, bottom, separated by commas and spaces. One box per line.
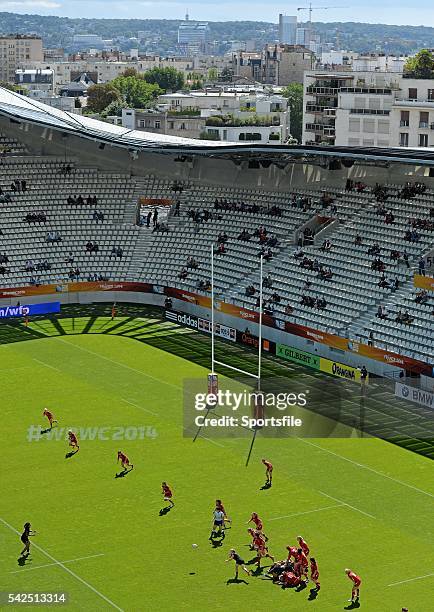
9, 553, 104, 574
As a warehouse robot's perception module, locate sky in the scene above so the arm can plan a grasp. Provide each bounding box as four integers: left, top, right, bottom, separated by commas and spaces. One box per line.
1, 0, 434, 27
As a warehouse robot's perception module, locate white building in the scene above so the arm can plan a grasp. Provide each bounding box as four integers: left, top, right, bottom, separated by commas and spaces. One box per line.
303, 69, 434, 148
15, 69, 54, 94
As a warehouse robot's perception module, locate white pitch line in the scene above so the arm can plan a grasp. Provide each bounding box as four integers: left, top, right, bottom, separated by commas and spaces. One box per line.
56, 338, 181, 391
388, 572, 434, 587
0, 518, 123, 611
319, 491, 376, 520
122, 398, 158, 417
200, 435, 226, 448
269, 503, 345, 521
33, 358, 61, 372
299, 438, 434, 500
9, 553, 104, 574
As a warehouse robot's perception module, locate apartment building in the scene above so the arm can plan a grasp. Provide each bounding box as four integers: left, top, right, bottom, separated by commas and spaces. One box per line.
391, 78, 434, 148
233, 45, 314, 86
15, 69, 54, 94
0, 35, 43, 83
303, 70, 434, 148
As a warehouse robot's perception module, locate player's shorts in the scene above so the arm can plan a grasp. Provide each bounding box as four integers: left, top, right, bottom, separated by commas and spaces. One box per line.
267, 466, 273, 471
214, 520, 223, 527
235, 558, 245, 566
20, 536, 29, 544
353, 580, 361, 588
164, 496, 172, 501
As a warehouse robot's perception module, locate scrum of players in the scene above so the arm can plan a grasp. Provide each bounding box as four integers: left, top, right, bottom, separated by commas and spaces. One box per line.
34, 412, 361, 603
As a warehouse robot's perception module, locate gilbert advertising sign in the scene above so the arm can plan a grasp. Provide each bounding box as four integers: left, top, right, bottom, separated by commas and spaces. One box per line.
276, 343, 320, 370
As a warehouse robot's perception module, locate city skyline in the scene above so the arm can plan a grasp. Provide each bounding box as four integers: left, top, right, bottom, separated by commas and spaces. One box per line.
1, 0, 434, 28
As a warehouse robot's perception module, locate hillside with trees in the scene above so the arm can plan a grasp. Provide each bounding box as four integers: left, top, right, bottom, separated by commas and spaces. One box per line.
1, 13, 434, 55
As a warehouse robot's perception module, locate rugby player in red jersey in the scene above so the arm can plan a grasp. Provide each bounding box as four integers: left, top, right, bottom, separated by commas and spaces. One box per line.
345, 568, 362, 602
297, 535, 310, 557
286, 545, 298, 561
68, 430, 79, 452
252, 540, 275, 569
43, 408, 58, 429
310, 557, 320, 591
247, 512, 263, 532
294, 548, 309, 581
261, 458, 273, 485
117, 450, 133, 471
162, 482, 174, 507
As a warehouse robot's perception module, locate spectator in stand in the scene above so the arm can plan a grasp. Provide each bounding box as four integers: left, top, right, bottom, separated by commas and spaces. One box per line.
368, 331, 374, 347
216, 242, 226, 256
321, 239, 332, 252
418, 257, 426, 276
179, 268, 188, 280
152, 208, 159, 227
217, 231, 228, 244
384, 211, 395, 224
186, 256, 198, 270
237, 229, 251, 241
164, 296, 173, 309
263, 275, 273, 289
367, 243, 381, 256
378, 275, 390, 288
354, 234, 362, 246
174, 200, 180, 217
146, 211, 152, 228
415, 290, 429, 304
245, 285, 256, 297
285, 303, 294, 316
376, 305, 388, 319
403, 251, 409, 268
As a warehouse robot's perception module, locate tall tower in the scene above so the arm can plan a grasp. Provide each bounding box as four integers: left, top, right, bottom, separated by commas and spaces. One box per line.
278, 14, 297, 45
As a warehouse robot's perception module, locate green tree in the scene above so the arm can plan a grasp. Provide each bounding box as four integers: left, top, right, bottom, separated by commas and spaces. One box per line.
121, 67, 140, 78
87, 83, 122, 113
281, 82, 303, 143
207, 67, 218, 82
220, 67, 234, 82
111, 76, 161, 108
404, 49, 434, 78
143, 66, 184, 92
100, 99, 128, 118
0, 81, 28, 95
190, 79, 203, 90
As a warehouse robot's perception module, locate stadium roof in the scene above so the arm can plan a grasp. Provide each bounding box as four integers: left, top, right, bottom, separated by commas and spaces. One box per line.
3, 86, 434, 164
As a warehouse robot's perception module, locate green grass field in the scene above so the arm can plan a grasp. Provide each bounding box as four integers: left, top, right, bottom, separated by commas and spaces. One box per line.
1, 312, 434, 612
